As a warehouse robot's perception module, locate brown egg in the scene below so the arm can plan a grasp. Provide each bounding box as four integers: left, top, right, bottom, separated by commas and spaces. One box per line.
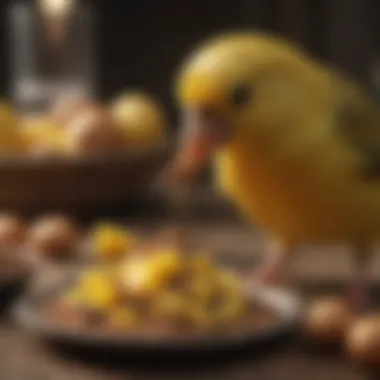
66, 107, 125, 156
51, 95, 93, 127
303, 297, 354, 343
346, 314, 380, 366
27, 214, 80, 258
0, 214, 26, 248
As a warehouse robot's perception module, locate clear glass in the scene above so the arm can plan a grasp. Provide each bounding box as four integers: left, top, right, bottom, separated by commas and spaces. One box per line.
7, 0, 96, 114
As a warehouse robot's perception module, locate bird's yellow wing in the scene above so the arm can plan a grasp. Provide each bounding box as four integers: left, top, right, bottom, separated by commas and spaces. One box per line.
333, 76, 380, 179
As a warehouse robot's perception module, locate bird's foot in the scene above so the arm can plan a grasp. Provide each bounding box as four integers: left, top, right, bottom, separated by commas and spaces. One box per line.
246, 237, 294, 288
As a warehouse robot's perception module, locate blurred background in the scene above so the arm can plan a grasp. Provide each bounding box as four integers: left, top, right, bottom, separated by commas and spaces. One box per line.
0, 0, 377, 216
0, 2, 380, 380
0, 0, 379, 123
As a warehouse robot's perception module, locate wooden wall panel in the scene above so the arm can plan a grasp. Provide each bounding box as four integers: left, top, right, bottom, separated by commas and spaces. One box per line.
327, 0, 373, 85
0, 0, 375, 98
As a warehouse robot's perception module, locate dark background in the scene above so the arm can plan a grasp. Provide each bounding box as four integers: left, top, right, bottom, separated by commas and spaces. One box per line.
0, 0, 378, 122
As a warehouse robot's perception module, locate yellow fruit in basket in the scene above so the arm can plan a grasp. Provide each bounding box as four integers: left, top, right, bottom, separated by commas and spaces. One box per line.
0, 102, 27, 155
109, 307, 139, 328
78, 269, 117, 309
91, 223, 135, 260
110, 92, 166, 147
22, 116, 69, 156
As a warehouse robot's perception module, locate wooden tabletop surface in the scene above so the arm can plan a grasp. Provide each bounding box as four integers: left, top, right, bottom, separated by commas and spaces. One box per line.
1, 212, 380, 380
0, 323, 372, 380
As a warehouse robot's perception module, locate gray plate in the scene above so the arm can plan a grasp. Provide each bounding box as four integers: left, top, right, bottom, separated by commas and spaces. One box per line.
13, 284, 302, 351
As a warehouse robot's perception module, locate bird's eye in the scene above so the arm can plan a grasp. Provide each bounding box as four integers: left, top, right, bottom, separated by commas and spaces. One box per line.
230, 83, 252, 107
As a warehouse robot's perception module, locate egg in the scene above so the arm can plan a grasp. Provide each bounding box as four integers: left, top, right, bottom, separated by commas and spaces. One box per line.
27, 214, 80, 258
303, 297, 354, 343
110, 92, 166, 147
0, 214, 26, 248
346, 314, 380, 366
51, 95, 93, 126
66, 106, 125, 156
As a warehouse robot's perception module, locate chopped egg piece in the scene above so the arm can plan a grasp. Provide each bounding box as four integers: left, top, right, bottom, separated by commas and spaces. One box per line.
92, 223, 135, 260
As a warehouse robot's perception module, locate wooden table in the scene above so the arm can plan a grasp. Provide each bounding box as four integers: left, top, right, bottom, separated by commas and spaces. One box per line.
0, 322, 372, 380
1, 216, 380, 380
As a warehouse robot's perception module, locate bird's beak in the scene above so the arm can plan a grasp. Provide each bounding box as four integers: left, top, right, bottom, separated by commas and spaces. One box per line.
169, 107, 229, 181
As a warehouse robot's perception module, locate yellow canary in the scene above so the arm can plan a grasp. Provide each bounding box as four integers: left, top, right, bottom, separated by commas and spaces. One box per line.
171, 31, 380, 310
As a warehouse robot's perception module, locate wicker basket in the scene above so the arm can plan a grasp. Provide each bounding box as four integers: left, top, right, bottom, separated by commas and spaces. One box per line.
0, 142, 170, 214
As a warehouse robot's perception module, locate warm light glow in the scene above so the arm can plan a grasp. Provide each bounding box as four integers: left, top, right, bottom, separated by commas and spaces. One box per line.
38, 0, 74, 16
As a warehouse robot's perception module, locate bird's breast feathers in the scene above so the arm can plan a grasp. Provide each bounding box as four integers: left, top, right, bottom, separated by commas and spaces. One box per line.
214, 139, 380, 242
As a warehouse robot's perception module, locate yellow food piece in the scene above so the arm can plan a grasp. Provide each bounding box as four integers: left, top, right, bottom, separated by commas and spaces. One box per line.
91, 223, 135, 260
213, 294, 247, 324
213, 269, 247, 322
188, 274, 216, 301
186, 302, 214, 327
216, 269, 242, 293
110, 92, 166, 147
188, 254, 215, 275
109, 307, 139, 327
22, 117, 69, 153
119, 257, 157, 295
77, 269, 117, 310
148, 248, 183, 280
119, 249, 182, 295
153, 291, 187, 317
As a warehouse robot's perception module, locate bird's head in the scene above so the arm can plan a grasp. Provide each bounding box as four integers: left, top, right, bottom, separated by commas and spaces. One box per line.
172, 32, 327, 179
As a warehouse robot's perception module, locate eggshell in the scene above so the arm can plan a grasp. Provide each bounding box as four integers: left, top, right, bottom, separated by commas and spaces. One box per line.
346, 314, 380, 366
303, 297, 354, 343
27, 214, 80, 259
66, 107, 124, 156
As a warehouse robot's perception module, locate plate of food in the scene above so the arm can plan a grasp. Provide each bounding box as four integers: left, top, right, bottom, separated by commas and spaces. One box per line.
13, 237, 301, 353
